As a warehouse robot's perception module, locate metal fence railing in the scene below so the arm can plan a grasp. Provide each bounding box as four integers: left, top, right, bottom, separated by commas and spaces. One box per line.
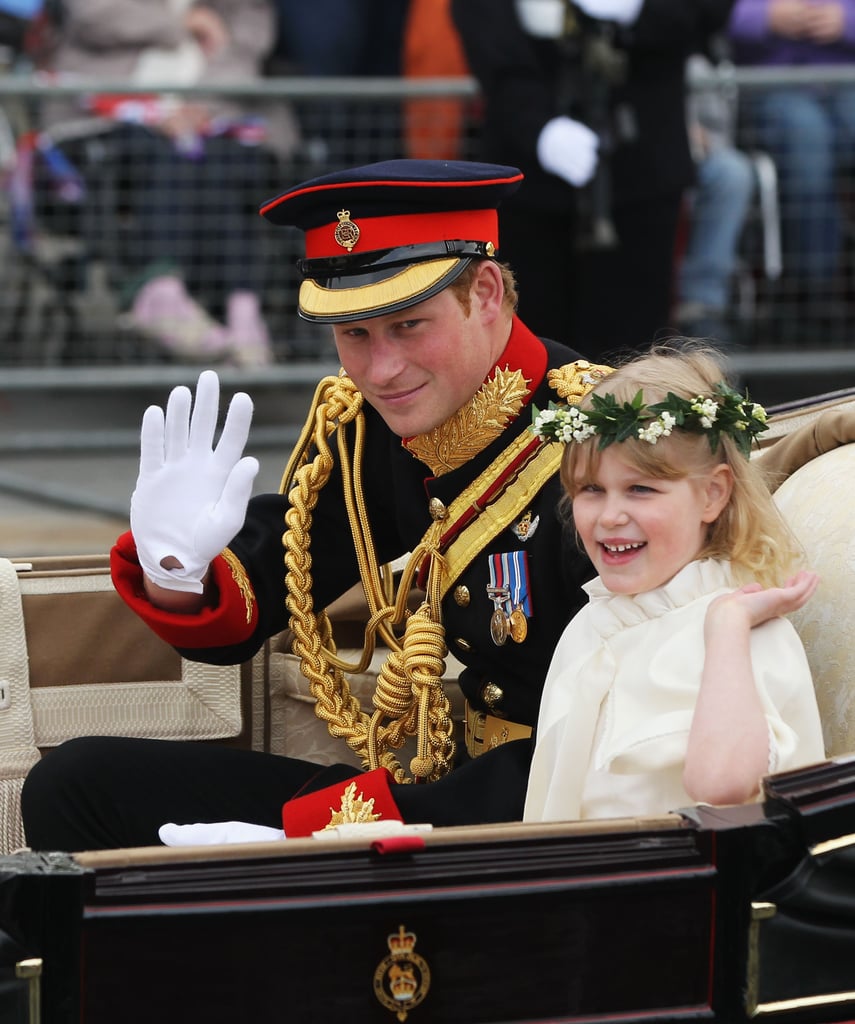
0, 70, 853, 387
0, 76, 482, 373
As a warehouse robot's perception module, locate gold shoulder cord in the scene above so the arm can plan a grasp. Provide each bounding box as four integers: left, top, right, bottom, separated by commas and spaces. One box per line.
279, 371, 449, 784
278, 360, 610, 784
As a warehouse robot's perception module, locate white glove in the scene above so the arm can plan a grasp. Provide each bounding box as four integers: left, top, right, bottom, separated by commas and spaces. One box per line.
159, 821, 286, 846
573, 0, 644, 24
130, 369, 259, 593
537, 116, 600, 187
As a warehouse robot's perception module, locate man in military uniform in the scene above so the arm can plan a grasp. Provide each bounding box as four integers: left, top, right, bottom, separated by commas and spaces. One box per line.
19, 160, 847, 850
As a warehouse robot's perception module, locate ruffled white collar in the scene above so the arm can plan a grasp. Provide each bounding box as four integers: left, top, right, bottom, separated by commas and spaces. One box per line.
581, 559, 735, 638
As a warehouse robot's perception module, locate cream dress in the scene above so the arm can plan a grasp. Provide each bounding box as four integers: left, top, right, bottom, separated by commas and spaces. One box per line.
523, 559, 826, 823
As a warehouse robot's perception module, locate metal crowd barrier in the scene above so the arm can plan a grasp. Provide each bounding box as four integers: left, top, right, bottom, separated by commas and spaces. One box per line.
0, 70, 852, 391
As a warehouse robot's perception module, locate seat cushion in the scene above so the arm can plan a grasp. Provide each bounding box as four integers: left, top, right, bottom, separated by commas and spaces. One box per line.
774, 444, 855, 757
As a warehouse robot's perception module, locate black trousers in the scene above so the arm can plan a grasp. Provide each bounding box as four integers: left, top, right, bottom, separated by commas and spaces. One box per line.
21, 735, 533, 852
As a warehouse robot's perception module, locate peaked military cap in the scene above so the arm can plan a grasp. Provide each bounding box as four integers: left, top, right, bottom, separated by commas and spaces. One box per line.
260, 159, 524, 323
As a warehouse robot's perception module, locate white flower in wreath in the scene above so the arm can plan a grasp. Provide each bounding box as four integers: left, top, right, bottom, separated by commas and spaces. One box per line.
691, 397, 719, 429
637, 411, 676, 445
532, 409, 558, 438
564, 407, 596, 443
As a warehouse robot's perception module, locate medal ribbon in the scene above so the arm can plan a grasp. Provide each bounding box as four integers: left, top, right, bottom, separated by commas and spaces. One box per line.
489, 551, 532, 617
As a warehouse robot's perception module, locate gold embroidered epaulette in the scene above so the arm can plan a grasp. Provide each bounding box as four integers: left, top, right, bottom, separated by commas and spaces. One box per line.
547, 359, 613, 400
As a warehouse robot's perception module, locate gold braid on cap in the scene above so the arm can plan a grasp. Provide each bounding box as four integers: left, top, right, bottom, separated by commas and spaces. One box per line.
279, 371, 454, 784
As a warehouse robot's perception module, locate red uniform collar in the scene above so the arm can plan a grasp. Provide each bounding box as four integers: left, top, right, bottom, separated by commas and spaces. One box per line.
498, 315, 548, 403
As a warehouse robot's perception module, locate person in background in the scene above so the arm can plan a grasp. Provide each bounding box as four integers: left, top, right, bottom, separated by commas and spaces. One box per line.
524, 344, 824, 822
36, 0, 299, 366
0, 0, 42, 69
19, 159, 850, 852
267, 0, 411, 168
674, 53, 756, 348
401, 0, 471, 161
728, 0, 855, 336
268, 0, 408, 77
451, 0, 736, 362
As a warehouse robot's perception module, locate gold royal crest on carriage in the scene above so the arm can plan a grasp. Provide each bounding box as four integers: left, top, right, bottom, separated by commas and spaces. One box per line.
373, 925, 431, 1021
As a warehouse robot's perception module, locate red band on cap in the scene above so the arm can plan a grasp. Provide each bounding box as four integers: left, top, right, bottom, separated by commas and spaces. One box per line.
304, 209, 498, 259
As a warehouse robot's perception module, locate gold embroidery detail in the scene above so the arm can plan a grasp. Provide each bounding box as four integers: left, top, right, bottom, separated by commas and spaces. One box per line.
404, 366, 530, 474
325, 781, 382, 829
221, 547, 254, 625
547, 359, 614, 401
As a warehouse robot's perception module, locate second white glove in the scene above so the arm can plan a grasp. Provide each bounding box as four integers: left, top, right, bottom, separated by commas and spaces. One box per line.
537, 116, 600, 187
573, 0, 644, 25
130, 369, 259, 593
159, 821, 286, 846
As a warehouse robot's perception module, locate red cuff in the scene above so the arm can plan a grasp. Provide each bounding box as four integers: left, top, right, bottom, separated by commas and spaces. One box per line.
110, 531, 258, 649
282, 767, 402, 838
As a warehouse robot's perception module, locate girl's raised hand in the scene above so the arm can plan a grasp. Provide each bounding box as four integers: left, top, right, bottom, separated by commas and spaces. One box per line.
708, 570, 820, 631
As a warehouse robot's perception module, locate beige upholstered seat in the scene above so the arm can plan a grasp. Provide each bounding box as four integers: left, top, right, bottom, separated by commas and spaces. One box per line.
774, 442, 855, 758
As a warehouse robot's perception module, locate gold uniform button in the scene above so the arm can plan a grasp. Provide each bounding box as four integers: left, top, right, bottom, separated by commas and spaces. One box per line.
454, 638, 471, 651
453, 585, 470, 607
481, 681, 504, 711
428, 497, 448, 521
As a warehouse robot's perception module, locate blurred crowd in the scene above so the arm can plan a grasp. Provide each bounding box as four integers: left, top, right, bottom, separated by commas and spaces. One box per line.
1, 0, 854, 366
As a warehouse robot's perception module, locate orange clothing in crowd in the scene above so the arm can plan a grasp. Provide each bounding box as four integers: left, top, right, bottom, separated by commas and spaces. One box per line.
402, 0, 471, 159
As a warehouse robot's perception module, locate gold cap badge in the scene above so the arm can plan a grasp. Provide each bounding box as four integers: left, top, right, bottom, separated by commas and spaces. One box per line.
334, 209, 360, 251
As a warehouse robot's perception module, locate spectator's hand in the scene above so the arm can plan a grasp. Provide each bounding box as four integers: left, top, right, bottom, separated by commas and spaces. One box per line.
159, 101, 211, 140
768, 0, 811, 38
130, 370, 259, 594
537, 116, 600, 187
803, 2, 846, 44
573, 0, 644, 25
184, 5, 230, 58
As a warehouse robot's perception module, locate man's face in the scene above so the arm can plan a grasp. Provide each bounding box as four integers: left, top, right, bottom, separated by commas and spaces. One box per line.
331, 278, 500, 437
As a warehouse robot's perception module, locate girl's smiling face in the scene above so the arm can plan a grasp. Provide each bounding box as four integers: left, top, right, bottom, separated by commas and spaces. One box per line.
569, 444, 732, 595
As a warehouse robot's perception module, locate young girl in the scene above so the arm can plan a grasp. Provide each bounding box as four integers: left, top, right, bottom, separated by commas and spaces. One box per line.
524, 345, 826, 823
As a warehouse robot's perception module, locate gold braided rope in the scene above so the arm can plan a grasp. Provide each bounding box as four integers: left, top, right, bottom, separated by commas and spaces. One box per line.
279, 373, 454, 783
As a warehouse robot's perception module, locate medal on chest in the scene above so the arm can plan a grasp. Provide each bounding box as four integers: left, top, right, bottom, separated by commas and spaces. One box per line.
486, 551, 533, 646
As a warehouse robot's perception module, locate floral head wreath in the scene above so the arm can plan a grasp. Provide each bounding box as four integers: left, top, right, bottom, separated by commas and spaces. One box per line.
532, 382, 769, 458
